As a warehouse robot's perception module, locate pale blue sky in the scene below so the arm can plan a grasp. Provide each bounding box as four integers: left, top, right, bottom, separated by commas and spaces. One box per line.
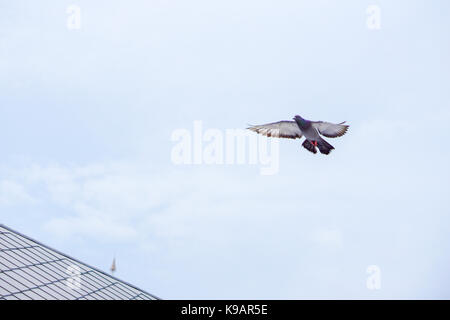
1, 0, 450, 299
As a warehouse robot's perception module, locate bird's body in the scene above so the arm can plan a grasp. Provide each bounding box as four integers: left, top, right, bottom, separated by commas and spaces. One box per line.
247, 115, 349, 155
293, 115, 318, 139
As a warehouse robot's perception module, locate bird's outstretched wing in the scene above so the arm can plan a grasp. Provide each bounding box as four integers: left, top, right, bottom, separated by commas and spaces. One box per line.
247, 121, 302, 139
312, 121, 349, 138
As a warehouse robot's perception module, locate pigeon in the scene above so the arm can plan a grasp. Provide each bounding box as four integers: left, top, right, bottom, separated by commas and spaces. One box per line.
247, 115, 349, 155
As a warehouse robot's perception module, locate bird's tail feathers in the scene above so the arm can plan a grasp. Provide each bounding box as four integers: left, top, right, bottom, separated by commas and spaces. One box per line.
302, 140, 317, 154
317, 138, 334, 155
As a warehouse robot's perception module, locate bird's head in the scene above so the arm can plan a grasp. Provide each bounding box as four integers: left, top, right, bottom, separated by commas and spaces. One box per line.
293, 115, 305, 125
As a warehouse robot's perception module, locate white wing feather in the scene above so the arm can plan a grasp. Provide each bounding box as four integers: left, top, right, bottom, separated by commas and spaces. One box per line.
247, 121, 302, 139
312, 121, 349, 138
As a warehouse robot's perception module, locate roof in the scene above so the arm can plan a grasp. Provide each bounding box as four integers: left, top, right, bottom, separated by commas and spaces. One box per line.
0, 224, 159, 300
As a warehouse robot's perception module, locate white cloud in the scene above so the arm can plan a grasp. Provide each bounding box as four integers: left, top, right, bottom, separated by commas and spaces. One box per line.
9, 162, 173, 241
2, 162, 277, 242
44, 204, 138, 240
0, 180, 35, 206
310, 227, 343, 249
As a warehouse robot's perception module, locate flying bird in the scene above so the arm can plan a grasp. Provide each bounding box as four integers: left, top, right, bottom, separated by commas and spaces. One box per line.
247, 115, 349, 155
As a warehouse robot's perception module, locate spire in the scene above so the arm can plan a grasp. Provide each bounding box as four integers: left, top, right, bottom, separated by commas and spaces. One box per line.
110, 257, 116, 275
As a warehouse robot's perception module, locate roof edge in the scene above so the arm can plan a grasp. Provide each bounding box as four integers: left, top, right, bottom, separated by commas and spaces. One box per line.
0, 223, 161, 300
